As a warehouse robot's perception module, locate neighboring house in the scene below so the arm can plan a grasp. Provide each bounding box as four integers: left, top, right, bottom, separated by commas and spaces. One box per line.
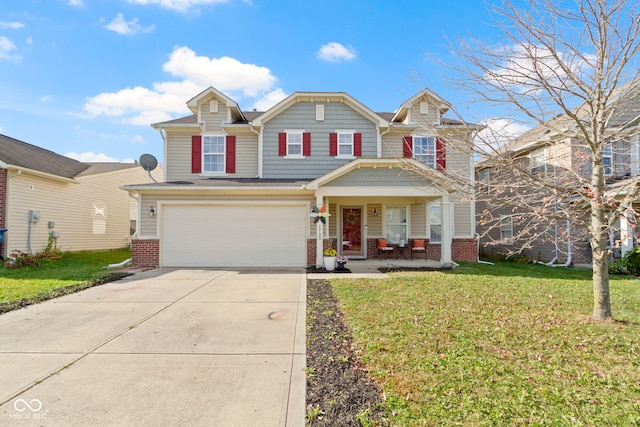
476, 83, 640, 265
123, 86, 480, 269
0, 134, 162, 258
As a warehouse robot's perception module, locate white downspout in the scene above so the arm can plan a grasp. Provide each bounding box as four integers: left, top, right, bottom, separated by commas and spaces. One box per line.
249, 126, 262, 178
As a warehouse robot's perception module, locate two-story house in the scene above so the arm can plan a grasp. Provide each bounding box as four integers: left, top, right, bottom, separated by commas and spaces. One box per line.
476, 82, 640, 265
124, 86, 479, 268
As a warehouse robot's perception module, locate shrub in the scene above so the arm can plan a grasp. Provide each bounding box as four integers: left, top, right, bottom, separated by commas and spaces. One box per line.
624, 247, 640, 276
608, 258, 628, 275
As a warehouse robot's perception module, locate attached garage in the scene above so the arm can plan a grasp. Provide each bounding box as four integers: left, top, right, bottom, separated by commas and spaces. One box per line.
160, 203, 308, 268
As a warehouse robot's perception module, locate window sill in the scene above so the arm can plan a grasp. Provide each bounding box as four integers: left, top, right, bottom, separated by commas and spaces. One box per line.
199, 172, 228, 177
284, 155, 306, 159
335, 155, 356, 160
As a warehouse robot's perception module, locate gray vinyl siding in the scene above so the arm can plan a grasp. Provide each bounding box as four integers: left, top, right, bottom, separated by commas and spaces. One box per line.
326, 167, 431, 187
262, 101, 378, 179
453, 197, 473, 237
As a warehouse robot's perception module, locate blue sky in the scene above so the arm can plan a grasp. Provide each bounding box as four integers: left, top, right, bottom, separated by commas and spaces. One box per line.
1, 0, 508, 164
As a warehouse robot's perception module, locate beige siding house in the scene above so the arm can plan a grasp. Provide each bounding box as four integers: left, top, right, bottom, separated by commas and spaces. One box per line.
0, 134, 162, 258
125, 86, 480, 269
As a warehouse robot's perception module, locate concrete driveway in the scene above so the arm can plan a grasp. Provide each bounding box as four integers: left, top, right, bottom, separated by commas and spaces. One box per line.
0, 268, 306, 426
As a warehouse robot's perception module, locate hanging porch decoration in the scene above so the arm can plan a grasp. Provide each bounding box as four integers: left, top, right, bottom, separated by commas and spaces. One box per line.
310, 205, 331, 224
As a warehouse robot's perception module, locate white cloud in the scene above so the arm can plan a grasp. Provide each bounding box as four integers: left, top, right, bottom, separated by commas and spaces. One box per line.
252, 88, 287, 111
0, 36, 20, 61
127, 0, 231, 13
40, 95, 52, 102
0, 21, 25, 29
476, 118, 531, 148
82, 46, 283, 124
68, 0, 84, 6
104, 13, 155, 36
316, 42, 357, 62
65, 151, 121, 162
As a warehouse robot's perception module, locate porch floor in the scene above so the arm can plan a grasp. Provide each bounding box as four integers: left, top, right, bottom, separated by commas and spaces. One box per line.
307, 258, 443, 279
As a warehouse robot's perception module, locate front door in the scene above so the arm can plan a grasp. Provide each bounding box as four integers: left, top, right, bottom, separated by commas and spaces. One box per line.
341, 207, 363, 257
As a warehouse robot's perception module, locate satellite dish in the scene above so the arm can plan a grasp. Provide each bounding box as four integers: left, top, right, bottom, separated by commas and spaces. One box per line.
139, 154, 158, 171
139, 154, 158, 183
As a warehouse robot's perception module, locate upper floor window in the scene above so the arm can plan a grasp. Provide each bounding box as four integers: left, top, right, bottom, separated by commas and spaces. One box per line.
279, 131, 310, 157
203, 135, 225, 173
477, 169, 490, 192
385, 206, 407, 244
603, 144, 613, 176
286, 131, 303, 157
338, 131, 354, 157
530, 148, 546, 175
414, 136, 436, 168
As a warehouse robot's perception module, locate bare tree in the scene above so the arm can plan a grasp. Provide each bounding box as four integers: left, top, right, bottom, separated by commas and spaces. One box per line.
442, 0, 640, 320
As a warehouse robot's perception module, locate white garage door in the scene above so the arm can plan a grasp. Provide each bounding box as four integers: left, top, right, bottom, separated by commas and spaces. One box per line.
161, 204, 307, 268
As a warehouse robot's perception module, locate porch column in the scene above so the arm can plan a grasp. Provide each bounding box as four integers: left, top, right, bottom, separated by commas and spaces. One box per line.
620, 211, 633, 258
441, 196, 452, 265
315, 196, 324, 267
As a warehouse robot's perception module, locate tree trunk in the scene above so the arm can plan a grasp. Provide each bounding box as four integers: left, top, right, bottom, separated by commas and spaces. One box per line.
590, 163, 612, 321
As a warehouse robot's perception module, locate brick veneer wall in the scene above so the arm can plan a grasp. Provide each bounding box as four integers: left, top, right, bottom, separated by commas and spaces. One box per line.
0, 168, 6, 257
132, 239, 159, 268
307, 238, 338, 266
452, 238, 478, 262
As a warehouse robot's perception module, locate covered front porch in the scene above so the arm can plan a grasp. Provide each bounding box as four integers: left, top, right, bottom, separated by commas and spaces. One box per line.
305, 159, 462, 268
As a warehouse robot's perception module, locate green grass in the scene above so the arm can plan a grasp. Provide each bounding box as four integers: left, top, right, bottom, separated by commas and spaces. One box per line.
0, 248, 132, 304
330, 262, 640, 426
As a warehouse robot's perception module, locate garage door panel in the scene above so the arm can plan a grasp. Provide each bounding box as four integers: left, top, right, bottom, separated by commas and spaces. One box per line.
161, 205, 307, 268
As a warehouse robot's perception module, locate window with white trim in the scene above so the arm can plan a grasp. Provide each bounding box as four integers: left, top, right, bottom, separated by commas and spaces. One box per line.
500, 216, 514, 244
530, 148, 546, 175
414, 136, 436, 167
603, 143, 613, 176
385, 206, 407, 244
338, 131, 354, 157
286, 131, 303, 157
429, 204, 442, 243
477, 169, 490, 192
203, 135, 225, 173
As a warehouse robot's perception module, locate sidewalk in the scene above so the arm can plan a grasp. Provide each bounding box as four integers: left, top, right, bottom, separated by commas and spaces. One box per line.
0, 268, 306, 426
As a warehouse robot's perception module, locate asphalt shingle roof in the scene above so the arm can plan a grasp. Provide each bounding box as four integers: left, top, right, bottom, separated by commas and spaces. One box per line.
0, 134, 89, 178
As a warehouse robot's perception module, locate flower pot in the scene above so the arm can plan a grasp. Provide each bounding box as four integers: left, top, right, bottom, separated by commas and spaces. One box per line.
323, 256, 336, 271
336, 262, 346, 271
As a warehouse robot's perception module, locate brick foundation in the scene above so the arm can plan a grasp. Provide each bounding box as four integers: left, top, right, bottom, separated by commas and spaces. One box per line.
452, 238, 478, 262
306, 237, 479, 265
132, 239, 160, 268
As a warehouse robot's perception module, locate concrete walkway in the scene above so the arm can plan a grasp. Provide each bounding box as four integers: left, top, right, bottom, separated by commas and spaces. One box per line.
0, 268, 306, 426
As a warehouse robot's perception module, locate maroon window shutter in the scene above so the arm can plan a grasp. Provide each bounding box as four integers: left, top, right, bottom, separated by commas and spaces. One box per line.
354, 133, 362, 156
436, 137, 446, 171
226, 135, 236, 173
303, 132, 311, 156
402, 136, 413, 158
278, 132, 287, 156
191, 135, 202, 173
329, 133, 338, 156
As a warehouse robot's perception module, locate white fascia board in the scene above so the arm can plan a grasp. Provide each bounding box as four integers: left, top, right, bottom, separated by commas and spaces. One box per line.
6, 165, 77, 183
314, 186, 446, 198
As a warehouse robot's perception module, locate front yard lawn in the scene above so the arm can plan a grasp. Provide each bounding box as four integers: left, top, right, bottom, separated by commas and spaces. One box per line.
319, 262, 640, 426
0, 248, 133, 312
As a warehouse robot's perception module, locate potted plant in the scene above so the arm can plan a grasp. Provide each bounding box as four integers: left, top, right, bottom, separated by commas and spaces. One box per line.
336, 255, 349, 270
323, 248, 337, 271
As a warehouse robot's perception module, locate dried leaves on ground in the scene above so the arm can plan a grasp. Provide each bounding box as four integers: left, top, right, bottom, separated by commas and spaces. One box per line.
306, 279, 386, 426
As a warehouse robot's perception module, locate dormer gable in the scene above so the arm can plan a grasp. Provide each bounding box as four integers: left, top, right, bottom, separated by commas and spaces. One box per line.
252, 91, 388, 128
186, 86, 247, 124
391, 88, 452, 125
